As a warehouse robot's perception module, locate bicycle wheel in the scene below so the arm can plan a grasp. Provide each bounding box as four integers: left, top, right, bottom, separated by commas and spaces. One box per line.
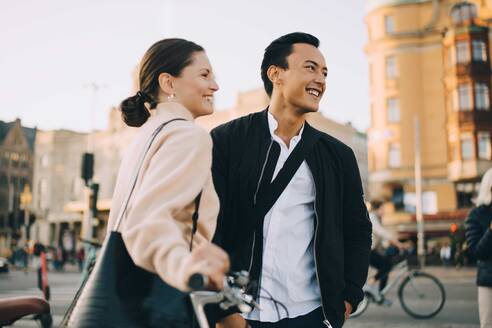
398, 271, 446, 319
350, 292, 371, 318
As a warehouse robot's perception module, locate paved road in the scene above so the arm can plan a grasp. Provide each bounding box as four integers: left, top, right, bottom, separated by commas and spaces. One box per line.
0, 267, 481, 327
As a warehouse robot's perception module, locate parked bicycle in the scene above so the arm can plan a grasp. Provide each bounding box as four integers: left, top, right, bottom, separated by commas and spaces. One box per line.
351, 252, 446, 319
0, 296, 52, 328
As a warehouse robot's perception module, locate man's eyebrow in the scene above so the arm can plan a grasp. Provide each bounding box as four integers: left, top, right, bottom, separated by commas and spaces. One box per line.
304, 60, 327, 71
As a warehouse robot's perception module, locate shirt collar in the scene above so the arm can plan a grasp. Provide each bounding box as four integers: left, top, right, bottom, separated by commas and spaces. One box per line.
267, 111, 305, 144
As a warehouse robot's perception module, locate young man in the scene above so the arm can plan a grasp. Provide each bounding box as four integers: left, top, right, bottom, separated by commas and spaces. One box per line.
211, 32, 372, 328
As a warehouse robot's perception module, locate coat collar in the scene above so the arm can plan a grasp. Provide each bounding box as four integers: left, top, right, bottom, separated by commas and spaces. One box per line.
153, 101, 194, 122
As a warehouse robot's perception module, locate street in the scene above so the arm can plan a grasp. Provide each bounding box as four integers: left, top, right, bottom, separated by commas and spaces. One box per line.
345, 268, 479, 328
0, 268, 81, 327
0, 267, 480, 327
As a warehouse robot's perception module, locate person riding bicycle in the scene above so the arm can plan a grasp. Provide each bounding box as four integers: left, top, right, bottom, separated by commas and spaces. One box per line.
368, 201, 408, 297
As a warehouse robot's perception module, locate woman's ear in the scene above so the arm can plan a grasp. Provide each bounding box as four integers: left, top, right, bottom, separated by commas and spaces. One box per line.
158, 72, 175, 96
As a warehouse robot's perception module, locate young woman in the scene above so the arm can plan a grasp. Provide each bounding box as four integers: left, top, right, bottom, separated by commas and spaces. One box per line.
108, 38, 229, 292
466, 168, 492, 328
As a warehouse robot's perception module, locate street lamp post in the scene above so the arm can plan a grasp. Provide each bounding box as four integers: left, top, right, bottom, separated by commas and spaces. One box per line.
414, 117, 426, 267
19, 184, 32, 245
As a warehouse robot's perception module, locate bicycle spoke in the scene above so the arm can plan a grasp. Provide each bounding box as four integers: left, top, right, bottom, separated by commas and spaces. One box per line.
398, 272, 446, 319
407, 275, 426, 299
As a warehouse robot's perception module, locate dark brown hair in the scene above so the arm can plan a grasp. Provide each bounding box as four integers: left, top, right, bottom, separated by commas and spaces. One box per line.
261, 32, 319, 97
120, 38, 204, 127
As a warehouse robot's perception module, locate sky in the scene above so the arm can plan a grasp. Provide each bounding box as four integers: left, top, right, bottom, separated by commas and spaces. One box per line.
0, 0, 370, 132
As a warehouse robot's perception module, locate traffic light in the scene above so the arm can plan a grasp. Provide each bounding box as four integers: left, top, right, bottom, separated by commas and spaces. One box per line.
81, 153, 94, 186
450, 223, 458, 234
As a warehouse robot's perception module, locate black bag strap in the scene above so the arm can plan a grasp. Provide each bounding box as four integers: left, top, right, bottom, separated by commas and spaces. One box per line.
114, 118, 185, 231
189, 191, 202, 251
252, 127, 321, 228
114, 118, 203, 250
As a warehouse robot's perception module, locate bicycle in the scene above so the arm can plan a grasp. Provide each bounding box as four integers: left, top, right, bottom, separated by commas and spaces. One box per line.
351, 252, 446, 319
0, 270, 256, 328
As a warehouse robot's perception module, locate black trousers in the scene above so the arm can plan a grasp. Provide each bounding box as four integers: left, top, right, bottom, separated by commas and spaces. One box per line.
369, 250, 392, 291
247, 307, 326, 328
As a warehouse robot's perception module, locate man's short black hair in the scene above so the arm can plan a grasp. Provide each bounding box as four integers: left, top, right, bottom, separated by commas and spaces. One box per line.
261, 32, 320, 97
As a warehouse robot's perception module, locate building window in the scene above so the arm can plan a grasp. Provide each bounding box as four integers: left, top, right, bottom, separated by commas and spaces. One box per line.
385, 56, 397, 79
392, 185, 405, 211
451, 2, 477, 24
456, 182, 479, 208
461, 135, 474, 160
475, 83, 490, 110
387, 98, 400, 123
71, 177, 83, 198
39, 179, 49, 210
385, 15, 394, 34
456, 41, 470, 64
0, 174, 7, 186
472, 40, 487, 62
40, 155, 49, 168
478, 132, 491, 160
458, 84, 472, 111
388, 143, 401, 167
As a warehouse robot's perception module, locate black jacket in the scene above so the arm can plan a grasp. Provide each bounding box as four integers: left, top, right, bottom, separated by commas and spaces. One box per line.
465, 204, 492, 287
211, 110, 372, 328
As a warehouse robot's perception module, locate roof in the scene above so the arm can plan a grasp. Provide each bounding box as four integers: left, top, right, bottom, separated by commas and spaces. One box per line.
0, 119, 37, 151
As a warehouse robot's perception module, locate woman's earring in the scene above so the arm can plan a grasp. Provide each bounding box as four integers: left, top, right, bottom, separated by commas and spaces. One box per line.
167, 94, 175, 101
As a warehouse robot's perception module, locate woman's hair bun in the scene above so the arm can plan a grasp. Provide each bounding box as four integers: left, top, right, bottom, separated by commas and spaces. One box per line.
120, 92, 151, 127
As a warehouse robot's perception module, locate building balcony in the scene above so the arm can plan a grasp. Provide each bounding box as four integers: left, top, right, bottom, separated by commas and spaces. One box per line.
448, 159, 492, 181
447, 110, 492, 127
455, 61, 491, 77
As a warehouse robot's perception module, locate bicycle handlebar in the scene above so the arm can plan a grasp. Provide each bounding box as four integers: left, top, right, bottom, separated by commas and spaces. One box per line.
187, 271, 259, 328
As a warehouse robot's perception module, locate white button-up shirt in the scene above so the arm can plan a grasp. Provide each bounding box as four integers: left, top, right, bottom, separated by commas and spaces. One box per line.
246, 112, 321, 322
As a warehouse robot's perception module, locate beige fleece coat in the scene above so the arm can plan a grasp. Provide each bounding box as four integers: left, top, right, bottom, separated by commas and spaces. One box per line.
107, 102, 219, 291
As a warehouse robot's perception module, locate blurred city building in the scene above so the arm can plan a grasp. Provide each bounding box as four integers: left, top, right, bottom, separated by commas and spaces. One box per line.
27, 88, 367, 247
365, 0, 492, 238
30, 108, 137, 252
0, 119, 36, 256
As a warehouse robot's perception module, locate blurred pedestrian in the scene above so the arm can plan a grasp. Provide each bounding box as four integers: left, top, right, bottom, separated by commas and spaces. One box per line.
465, 168, 492, 328
440, 243, 452, 267
369, 200, 407, 293
76, 247, 85, 272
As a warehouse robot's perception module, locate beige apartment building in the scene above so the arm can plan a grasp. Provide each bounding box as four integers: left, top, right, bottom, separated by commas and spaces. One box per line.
365, 0, 492, 233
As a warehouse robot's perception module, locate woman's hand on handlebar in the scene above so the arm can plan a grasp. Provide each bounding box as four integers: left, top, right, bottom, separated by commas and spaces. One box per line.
184, 234, 230, 290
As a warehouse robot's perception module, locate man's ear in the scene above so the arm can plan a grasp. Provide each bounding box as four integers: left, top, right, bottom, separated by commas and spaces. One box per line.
267, 65, 284, 87
158, 72, 175, 96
